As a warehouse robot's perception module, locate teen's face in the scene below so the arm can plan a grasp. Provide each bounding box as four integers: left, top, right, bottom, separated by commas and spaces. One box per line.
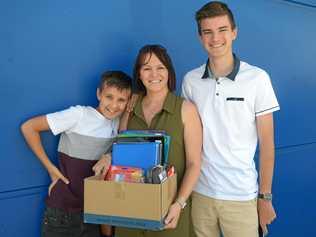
139, 53, 169, 93
96, 85, 131, 120
199, 15, 237, 59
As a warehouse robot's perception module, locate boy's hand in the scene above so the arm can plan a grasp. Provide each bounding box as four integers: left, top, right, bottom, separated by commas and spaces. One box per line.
93, 153, 112, 177
164, 202, 181, 229
48, 165, 69, 184
126, 94, 139, 113
48, 179, 58, 196
47, 165, 69, 196
119, 94, 139, 131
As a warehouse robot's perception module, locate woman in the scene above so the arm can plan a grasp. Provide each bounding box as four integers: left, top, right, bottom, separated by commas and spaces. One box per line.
116, 45, 202, 237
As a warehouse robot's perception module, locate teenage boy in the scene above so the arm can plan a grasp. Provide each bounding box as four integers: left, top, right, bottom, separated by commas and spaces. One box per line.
181, 2, 279, 237
21, 70, 132, 237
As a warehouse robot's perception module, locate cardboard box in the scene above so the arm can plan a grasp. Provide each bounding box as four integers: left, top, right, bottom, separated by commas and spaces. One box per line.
84, 174, 177, 230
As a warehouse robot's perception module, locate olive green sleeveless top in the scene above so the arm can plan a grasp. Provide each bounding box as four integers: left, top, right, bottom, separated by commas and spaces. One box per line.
127, 92, 185, 183
116, 92, 196, 237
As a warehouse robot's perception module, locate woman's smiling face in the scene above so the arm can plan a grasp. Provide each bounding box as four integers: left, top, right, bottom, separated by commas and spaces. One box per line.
139, 53, 169, 93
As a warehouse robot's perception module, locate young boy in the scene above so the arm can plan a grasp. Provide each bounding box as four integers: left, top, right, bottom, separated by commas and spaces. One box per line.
21, 70, 132, 237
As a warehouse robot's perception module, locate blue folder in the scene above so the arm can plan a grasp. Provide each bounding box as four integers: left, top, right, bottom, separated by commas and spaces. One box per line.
112, 141, 162, 170
116, 130, 170, 165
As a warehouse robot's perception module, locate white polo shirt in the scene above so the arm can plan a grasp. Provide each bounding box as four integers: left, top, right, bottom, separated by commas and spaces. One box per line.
182, 56, 280, 201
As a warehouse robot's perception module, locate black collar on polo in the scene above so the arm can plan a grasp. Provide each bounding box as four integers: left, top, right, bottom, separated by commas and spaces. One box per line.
201, 54, 240, 81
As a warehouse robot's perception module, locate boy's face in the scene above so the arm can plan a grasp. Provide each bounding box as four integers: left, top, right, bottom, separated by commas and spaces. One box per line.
199, 15, 237, 60
96, 85, 131, 120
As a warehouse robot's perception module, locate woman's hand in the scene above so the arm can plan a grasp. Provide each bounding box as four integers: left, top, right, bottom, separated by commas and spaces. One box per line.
92, 153, 112, 177
164, 202, 182, 229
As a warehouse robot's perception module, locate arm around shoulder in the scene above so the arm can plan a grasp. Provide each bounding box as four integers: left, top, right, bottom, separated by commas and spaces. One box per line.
118, 93, 139, 131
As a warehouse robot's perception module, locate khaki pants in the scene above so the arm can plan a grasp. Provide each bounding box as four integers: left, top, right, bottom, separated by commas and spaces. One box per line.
191, 192, 258, 237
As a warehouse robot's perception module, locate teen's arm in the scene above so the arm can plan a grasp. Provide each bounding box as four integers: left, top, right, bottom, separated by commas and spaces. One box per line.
21, 116, 69, 185
256, 113, 277, 234
164, 101, 202, 229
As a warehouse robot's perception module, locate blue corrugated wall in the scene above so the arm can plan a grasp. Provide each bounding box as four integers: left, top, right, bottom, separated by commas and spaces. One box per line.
1, 0, 315, 236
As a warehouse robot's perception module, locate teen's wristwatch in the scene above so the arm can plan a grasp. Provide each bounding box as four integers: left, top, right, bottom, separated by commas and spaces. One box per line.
175, 197, 187, 209
258, 193, 273, 201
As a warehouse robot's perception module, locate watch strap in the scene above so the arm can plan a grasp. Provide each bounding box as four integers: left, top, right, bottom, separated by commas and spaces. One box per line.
258, 193, 273, 201
175, 197, 187, 209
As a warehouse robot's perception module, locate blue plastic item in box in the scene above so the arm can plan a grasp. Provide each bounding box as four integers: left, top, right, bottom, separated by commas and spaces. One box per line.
112, 141, 162, 170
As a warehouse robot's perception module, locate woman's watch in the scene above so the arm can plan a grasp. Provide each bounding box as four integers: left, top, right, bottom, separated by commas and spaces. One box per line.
258, 193, 273, 201
175, 197, 187, 209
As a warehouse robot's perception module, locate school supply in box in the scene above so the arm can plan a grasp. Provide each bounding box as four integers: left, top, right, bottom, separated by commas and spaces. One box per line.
147, 165, 167, 184
105, 165, 144, 183
112, 141, 162, 170
114, 130, 171, 167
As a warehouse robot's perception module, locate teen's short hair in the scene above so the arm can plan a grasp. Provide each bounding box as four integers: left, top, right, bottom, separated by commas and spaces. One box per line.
195, 1, 236, 35
99, 70, 132, 92
133, 44, 176, 93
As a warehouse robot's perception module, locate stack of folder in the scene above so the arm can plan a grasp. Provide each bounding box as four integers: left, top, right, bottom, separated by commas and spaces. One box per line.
111, 130, 170, 171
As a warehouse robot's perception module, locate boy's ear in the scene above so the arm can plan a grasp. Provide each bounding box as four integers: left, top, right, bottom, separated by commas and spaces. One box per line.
96, 88, 101, 101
